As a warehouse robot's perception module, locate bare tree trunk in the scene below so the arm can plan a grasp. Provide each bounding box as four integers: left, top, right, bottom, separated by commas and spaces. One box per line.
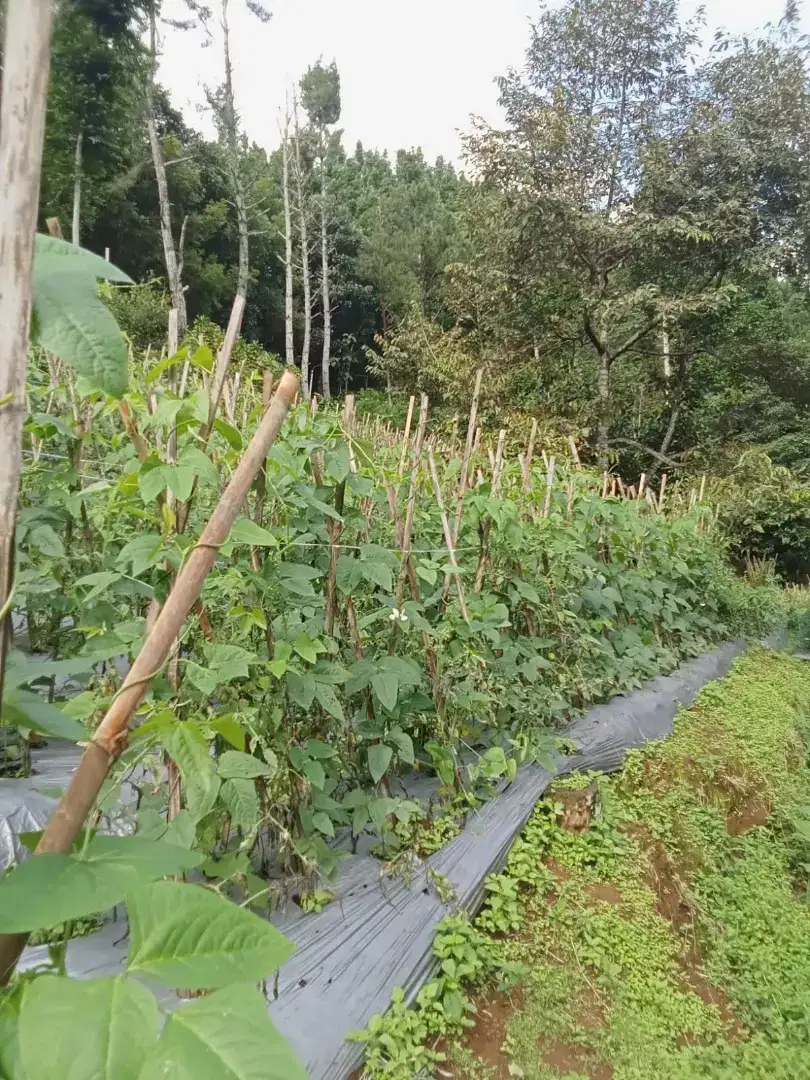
0, 0, 54, 708
282, 114, 294, 369
319, 128, 331, 399
220, 0, 249, 304
146, 6, 187, 338
71, 128, 82, 247
293, 101, 312, 398
596, 350, 611, 470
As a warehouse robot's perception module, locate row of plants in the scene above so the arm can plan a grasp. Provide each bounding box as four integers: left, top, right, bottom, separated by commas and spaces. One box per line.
354, 648, 810, 1079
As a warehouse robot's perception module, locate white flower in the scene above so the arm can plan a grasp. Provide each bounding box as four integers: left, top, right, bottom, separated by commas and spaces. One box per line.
389, 607, 408, 623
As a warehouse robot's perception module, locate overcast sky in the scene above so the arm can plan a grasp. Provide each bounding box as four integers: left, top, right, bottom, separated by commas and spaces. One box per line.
159, 0, 804, 165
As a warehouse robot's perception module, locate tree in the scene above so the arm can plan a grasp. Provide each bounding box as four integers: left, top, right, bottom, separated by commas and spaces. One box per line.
300, 59, 341, 398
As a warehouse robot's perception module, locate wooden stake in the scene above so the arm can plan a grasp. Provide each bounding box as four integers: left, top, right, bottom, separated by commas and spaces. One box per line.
637, 473, 646, 500
390, 394, 429, 649
568, 435, 581, 468
324, 395, 354, 636
699, 474, 706, 503
543, 456, 557, 518
522, 418, 538, 493
0, 371, 300, 985
428, 450, 470, 623
658, 473, 667, 510
566, 479, 574, 518
398, 394, 415, 475
601, 472, 609, 498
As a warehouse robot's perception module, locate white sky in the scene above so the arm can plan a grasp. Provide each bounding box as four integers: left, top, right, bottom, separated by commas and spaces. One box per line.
159, 0, 805, 165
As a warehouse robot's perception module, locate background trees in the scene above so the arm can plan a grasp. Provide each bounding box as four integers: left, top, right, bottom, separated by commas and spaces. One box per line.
29, 0, 810, 478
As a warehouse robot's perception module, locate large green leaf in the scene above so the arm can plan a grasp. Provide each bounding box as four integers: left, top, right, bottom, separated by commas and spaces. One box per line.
217, 750, 276, 780
0, 837, 201, 933
33, 267, 129, 397
138, 984, 307, 1080
228, 518, 277, 548
34, 235, 133, 284
367, 743, 393, 785
0, 985, 24, 1080
220, 778, 260, 831
126, 881, 294, 990
2, 689, 86, 741
371, 671, 399, 712
168, 725, 220, 821
18, 976, 157, 1080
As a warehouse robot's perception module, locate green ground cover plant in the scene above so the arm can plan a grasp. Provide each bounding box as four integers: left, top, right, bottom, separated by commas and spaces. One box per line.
354, 649, 810, 1080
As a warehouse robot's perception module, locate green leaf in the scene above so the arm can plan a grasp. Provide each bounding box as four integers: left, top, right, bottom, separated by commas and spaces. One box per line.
388, 728, 415, 765
186, 645, 255, 695
313, 681, 345, 722
28, 523, 64, 558
0, 837, 201, 932
145, 348, 188, 384
367, 744, 393, 785
2, 689, 86, 742
277, 563, 322, 596
126, 881, 294, 990
214, 418, 244, 451
138, 984, 307, 1080
74, 570, 124, 602
19, 976, 157, 1080
168, 725, 220, 821
34, 267, 128, 397
312, 811, 335, 838
301, 758, 326, 790
0, 984, 24, 1080
220, 778, 260, 831
371, 671, 399, 712
286, 670, 316, 710
305, 738, 336, 759
34, 235, 133, 283
211, 714, 246, 751
292, 632, 320, 665
361, 561, 393, 592
218, 750, 276, 780
228, 517, 277, 548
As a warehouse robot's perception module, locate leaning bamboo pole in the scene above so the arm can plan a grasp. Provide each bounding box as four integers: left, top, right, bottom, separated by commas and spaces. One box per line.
0, 371, 300, 985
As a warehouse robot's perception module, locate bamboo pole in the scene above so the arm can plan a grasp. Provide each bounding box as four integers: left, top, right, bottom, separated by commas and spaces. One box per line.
658, 472, 667, 510
428, 451, 470, 623
699, 474, 706, 503
601, 472, 609, 498
543, 456, 557, 518
324, 395, 353, 636
0, 371, 299, 985
474, 429, 507, 593
568, 435, 581, 468
566, 480, 574, 519
398, 394, 415, 475
390, 395, 429, 650
522, 418, 538, 493
637, 473, 647, 500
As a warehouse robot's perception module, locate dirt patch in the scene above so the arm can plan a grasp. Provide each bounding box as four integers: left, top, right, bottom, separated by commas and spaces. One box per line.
644, 839, 695, 930
444, 988, 522, 1080
726, 795, 771, 836
539, 1038, 614, 1079
584, 882, 622, 905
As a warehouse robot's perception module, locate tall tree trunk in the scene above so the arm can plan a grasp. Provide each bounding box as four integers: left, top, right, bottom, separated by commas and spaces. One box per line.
220, 0, 249, 303
146, 5, 187, 338
319, 129, 331, 399
0, 0, 54, 708
71, 127, 82, 247
596, 350, 611, 470
293, 102, 312, 398
282, 119, 294, 368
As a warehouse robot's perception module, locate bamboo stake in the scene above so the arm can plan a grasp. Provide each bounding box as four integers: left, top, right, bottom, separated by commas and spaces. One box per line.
658, 473, 667, 510
324, 395, 353, 636
398, 394, 415, 475
522, 418, 538, 493
543, 456, 557, 518
611, 477, 617, 497
390, 394, 429, 650
541, 449, 550, 470
428, 450, 470, 623
474, 429, 507, 593
568, 435, 581, 468
566, 480, 574, 519
699, 474, 706, 503
601, 472, 609, 498
0, 371, 299, 985
637, 473, 647, 500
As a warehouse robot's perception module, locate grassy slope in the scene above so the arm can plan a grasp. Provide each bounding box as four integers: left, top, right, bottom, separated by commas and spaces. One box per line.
448, 649, 810, 1080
